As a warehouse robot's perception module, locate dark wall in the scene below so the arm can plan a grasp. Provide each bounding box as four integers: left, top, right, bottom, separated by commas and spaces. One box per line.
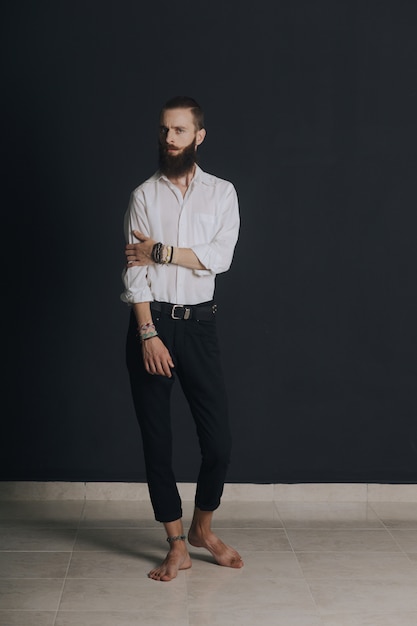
2, 1, 417, 483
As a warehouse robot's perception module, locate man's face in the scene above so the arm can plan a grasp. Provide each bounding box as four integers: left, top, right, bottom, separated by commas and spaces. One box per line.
158, 108, 205, 177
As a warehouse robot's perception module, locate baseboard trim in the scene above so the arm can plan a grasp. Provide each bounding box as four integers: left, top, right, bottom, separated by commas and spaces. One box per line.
0, 481, 416, 502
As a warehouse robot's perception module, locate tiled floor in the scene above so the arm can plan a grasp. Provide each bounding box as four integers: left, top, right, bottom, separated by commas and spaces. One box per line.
1, 499, 417, 625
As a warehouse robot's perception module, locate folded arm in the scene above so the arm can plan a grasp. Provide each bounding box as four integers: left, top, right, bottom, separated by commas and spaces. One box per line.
125, 230, 207, 271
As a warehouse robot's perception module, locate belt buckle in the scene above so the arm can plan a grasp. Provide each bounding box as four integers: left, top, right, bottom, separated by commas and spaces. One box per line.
171, 304, 191, 320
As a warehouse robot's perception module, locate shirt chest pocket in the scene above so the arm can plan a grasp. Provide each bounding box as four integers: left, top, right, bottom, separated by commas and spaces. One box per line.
192, 212, 218, 243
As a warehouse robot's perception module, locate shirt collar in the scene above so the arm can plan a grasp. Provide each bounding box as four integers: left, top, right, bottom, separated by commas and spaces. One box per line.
154, 165, 213, 186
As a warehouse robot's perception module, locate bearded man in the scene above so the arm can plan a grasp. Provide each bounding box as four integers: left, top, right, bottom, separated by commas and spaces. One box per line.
121, 96, 242, 581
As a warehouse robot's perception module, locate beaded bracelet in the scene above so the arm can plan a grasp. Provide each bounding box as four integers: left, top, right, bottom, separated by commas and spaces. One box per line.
151, 242, 174, 264
138, 322, 155, 333
166, 535, 186, 543
162, 245, 173, 264
141, 331, 158, 341
151, 242, 163, 263
137, 322, 158, 342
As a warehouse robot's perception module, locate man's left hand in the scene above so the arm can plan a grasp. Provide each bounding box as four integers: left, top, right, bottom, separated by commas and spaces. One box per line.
125, 230, 155, 266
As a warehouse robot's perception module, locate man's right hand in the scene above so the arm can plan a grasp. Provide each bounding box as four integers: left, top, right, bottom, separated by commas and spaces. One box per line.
141, 336, 174, 377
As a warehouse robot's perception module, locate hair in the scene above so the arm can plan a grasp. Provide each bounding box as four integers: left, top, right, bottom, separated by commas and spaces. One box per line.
160, 96, 205, 130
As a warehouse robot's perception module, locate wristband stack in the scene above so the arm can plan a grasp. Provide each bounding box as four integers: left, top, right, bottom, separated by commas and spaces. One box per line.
137, 322, 158, 342
151, 242, 173, 264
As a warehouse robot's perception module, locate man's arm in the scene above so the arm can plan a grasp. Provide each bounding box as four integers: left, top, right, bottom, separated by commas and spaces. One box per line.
125, 230, 207, 271
133, 301, 174, 378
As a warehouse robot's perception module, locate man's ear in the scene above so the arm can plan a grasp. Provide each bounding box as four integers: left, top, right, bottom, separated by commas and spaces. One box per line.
195, 128, 206, 147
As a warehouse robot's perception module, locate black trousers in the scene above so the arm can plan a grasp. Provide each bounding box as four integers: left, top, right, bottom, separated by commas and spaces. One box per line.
126, 304, 232, 523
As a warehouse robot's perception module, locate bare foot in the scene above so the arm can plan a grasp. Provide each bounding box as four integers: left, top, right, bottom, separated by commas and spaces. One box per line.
188, 529, 244, 569
148, 544, 192, 581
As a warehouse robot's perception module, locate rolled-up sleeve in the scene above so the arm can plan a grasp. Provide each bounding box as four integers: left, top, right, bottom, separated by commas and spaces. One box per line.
191, 183, 240, 275
120, 191, 153, 304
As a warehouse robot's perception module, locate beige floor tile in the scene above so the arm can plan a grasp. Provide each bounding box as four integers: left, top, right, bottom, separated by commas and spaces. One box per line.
0, 579, 64, 610
297, 551, 417, 580
286, 529, 401, 552
230, 551, 303, 579
0, 610, 56, 626
368, 485, 417, 502
185, 550, 303, 581
222, 483, 274, 501
178, 500, 196, 520
321, 613, 417, 626
85, 483, 150, 501
210, 501, 283, 528
0, 501, 84, 527
73, 528, 165, 552
2, 497, 417, 624
0, 482, 85, 500
0, 552, 71, 578
59, 578, 188, 612
371, 503, 417, 529
189, 609, 323, 625
80, 500, 159, 528
184, 555, 245, 580
309, 579, 417, 614
389, 530, 417, 553
274, 484, 367, 502
55, 611, 189, 626
67, 551, 160, 579
277, 502, 383, 529
0, 528, 77, 551
189, 528, 291, 552
188, 578, 317, 613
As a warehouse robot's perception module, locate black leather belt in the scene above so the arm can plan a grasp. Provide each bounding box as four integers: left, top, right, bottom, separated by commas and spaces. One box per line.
151, 301, 217, 321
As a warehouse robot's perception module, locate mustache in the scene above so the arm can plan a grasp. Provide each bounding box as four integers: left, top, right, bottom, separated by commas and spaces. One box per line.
161, 144, 180, 152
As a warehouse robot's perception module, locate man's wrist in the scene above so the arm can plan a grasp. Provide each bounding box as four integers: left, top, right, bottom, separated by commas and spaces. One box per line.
151, 242, 175, 265
137, 322, 158, 342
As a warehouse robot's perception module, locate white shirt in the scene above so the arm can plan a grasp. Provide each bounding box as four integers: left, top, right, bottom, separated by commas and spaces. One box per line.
121, 166, 240, 306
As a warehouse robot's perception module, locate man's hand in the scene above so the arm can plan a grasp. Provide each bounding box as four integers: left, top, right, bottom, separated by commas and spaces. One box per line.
142, 335, 174, 377
126, 230, 156, 266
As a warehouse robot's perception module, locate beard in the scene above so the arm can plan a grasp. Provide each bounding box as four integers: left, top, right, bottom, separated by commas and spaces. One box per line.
158, 138, 198, 178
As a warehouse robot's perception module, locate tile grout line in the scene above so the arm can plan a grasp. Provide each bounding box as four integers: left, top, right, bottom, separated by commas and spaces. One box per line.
52, 497, 87, 625
276, 504, 324, 622
369, 501, 417, 564
1, 481, 417, 501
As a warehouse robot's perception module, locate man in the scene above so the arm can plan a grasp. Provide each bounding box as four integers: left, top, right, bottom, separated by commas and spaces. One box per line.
121, 96, 242, 581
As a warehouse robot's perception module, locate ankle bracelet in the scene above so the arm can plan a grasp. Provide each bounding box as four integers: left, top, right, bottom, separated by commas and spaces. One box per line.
166, 535, 187, 543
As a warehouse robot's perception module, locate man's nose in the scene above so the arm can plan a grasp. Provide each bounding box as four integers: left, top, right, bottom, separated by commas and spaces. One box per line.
166, 130, 176, 144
